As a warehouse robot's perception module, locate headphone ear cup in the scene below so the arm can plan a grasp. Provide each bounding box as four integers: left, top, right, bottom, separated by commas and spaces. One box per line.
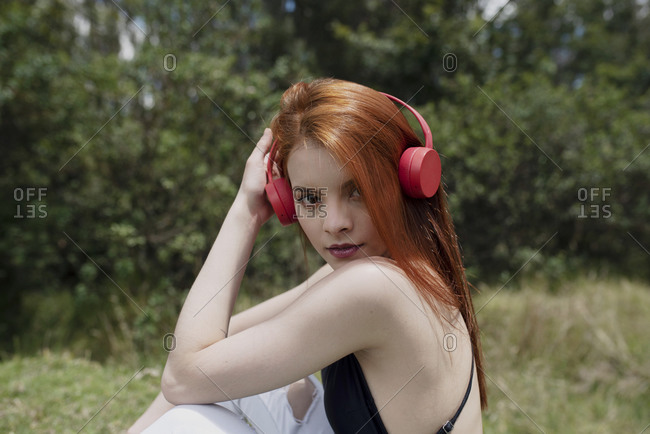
265, 177, 297, 225
398, 147, 441, 198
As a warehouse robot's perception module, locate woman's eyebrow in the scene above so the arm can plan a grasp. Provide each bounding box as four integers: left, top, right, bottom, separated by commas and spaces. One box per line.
291, 180, 356, 191
341, 179, 357, 191
292, 185, 323, 191
292, 185, 323, 194
291, 185, 311, 193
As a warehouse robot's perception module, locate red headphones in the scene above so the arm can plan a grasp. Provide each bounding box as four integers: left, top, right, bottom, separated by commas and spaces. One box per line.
264, 92, 441, 226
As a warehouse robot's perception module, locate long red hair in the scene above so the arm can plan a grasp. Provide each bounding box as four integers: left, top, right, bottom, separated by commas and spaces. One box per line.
270, 78, 487, 408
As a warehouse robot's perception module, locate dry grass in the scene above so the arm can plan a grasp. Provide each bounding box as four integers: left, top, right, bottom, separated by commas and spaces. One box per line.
1, 277, 648, 433
476, 277, 650, 433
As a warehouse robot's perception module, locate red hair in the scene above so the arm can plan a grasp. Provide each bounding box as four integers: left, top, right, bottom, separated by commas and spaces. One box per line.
270, 78, 487, 408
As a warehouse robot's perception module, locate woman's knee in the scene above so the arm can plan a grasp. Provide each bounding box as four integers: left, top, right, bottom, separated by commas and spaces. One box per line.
286, 377, 316, 421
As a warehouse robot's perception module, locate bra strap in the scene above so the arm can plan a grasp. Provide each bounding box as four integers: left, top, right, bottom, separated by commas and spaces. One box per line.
436, 355, 475, 434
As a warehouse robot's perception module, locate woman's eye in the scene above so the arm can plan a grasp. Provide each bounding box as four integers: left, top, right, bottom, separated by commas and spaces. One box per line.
350, 188, 361, 199
299, 194, 320, 206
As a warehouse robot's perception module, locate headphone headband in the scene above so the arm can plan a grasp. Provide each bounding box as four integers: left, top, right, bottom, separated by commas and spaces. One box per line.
379, 92, 433, 149
266, 92, 432, 179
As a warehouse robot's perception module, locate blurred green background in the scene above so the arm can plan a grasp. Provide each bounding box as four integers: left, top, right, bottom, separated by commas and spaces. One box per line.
1, 0, 648, 432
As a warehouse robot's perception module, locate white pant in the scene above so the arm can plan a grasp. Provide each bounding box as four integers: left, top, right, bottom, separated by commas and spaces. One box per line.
142, 375, 334, 434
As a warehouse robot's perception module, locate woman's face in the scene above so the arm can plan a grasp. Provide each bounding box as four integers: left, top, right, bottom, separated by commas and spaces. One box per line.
286, 145, 390, 270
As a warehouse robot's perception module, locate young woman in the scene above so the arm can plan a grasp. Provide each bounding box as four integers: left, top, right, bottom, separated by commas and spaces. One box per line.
129, 78, 486, 433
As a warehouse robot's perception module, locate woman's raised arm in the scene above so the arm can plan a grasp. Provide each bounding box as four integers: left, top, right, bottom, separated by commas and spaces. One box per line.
161, 130, 277, 395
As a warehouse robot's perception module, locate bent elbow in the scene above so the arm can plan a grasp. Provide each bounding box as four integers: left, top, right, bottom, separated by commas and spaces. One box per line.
161, 365, 189, 405
161, 356, 229, 404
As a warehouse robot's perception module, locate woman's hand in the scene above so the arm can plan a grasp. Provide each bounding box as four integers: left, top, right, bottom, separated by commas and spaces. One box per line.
234, 128, 278, 227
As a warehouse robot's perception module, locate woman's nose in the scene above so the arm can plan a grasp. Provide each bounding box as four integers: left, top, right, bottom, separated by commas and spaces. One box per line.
322, 199, 352, 234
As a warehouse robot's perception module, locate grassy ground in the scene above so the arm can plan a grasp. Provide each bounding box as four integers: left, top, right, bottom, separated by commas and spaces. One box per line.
476, 277, 650, 433
1, 277, 649, 433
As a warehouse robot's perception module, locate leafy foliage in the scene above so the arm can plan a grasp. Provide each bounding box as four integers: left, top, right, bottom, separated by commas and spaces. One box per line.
1, 0, 648, 359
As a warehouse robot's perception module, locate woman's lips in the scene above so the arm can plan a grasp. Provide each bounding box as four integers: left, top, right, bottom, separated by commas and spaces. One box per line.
326, 244, 363, 258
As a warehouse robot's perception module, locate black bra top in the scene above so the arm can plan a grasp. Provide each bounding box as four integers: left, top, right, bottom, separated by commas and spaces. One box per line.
321, 353, 474, 434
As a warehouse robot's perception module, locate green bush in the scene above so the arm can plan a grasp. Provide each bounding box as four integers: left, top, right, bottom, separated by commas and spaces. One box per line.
1, 0, 648, 360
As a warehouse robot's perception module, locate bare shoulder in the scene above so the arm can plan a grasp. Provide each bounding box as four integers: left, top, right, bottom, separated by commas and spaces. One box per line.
331, 259, 478, 433
324, 257, 411, 295
290, 256, 408, 321
324, 256, 430, 316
